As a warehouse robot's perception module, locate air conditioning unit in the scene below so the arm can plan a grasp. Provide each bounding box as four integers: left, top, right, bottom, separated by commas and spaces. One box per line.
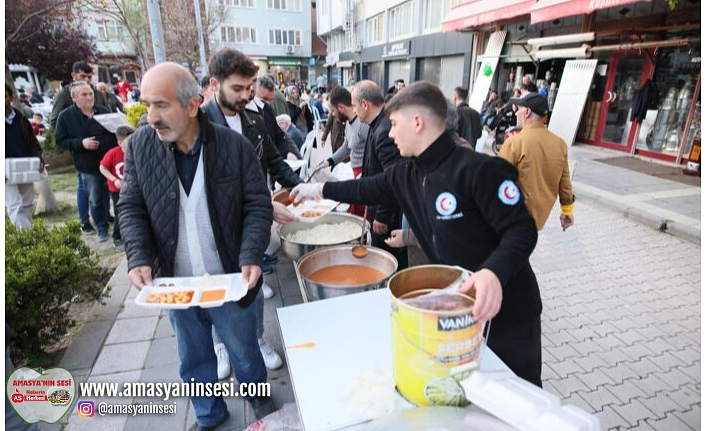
285, 45, 295, 54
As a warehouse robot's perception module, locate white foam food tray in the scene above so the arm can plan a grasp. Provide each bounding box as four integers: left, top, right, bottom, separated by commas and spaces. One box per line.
287, 199, 340, 222
134, 274, 247, 309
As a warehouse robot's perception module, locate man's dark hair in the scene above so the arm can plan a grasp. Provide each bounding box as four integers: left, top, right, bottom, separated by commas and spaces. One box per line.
384, 81, 447, 126
520, 83, 530, 92
454, 86, 469, 101
257, 76, 276, 92
394, 79, 405, 85
208, 48, 259, 82
200, 75, 210, 89
329, 86, 352, 107
353, 81, 385, 107
6, 83, 14, 97
72, 62, 93, 74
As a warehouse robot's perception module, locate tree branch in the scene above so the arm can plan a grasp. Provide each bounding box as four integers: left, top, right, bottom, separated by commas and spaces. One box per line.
6, 0, 75, 45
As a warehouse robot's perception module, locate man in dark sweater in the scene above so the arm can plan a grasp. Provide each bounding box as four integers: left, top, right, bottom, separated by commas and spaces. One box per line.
55, 81, 117, 242
292, 81, 543, 387
5, 84, 44, 228
453, 86, 482, 145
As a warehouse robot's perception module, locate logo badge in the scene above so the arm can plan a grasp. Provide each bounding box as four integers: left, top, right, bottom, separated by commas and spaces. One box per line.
77, 401, 94, 418
435, 192, 457, 216
498, 180, 520, 205
6, 365, 76, 423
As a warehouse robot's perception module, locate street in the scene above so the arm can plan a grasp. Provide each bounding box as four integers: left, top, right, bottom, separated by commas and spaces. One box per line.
533, 201, 700, 430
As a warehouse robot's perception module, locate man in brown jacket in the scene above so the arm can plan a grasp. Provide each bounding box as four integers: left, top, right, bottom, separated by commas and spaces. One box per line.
498, 93, 574, 231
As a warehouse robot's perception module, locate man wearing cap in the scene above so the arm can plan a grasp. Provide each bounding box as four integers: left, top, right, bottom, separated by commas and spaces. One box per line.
499, 93, 574, 231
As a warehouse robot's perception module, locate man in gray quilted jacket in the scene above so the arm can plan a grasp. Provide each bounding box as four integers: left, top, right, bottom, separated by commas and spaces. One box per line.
118, 62, 275, 430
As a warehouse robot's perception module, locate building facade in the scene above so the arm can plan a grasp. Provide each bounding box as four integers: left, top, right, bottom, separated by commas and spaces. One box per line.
207, 0, 313, 83
317, 0, 474, 97
442, 0, 701, 166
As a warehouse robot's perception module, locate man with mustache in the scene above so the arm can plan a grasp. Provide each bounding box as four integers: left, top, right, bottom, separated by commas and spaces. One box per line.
201, 48, 302, 381
118, 62, 275, 428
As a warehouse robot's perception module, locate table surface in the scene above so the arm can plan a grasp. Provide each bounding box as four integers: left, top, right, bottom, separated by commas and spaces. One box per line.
277, 289, 511, 431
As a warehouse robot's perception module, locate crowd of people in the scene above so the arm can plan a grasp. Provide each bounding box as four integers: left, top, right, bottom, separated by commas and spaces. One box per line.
6, 48, 575, 430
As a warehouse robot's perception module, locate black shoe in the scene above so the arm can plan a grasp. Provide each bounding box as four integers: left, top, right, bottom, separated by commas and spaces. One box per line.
263, 253, 278, 264
261, 262, 274, 275
187, 410, 229, 431
81, 223, 96, 234
248, 397, 276, 420
113, 239, 124, 251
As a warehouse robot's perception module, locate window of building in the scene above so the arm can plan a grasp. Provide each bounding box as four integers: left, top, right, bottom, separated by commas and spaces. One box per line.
97, 20, 127, 42
219, 0, 255, 6
221, 26, 257, 44
367, 14, 384, 44
389, 1, 413, 39
268, 29, 302, 45
267, 0, 301, 11
423, 0, 454, 31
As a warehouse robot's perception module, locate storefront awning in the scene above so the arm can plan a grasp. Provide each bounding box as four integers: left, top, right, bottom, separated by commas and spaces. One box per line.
336, 60, 354, 68
531, 0, 652, 24
442, 0, 535, 32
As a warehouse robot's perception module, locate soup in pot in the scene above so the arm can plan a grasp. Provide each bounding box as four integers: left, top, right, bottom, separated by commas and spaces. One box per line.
308, 264, 387, 286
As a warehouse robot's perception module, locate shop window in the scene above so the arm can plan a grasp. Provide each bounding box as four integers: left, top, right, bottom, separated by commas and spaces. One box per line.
636, 44, 701, 155
389, 1, 413, 40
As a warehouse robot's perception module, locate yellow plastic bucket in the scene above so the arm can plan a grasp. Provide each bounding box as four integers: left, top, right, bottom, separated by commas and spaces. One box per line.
388, 265, 485, 406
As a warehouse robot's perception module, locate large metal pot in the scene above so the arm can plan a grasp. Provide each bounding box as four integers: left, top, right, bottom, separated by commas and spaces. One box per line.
278, 212, 369, 261
297, 245, 398, 301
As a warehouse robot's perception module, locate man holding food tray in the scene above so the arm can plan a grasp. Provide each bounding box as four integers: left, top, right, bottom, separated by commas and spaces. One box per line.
118, 62, 277, 428
292, 81, 543, 388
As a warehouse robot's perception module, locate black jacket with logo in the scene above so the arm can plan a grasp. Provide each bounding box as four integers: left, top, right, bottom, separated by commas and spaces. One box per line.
324, 132, 540, 329
201, 98, 302, 189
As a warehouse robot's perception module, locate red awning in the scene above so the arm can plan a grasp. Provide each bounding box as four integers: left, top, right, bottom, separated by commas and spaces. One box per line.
531, 0, 652, 24
442, 0, 536, 32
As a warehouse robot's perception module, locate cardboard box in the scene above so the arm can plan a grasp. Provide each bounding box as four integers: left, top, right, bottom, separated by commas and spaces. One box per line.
6, 157, 42, 184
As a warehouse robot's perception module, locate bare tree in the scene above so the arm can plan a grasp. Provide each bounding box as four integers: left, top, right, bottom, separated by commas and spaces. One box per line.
79, 0, 154, 70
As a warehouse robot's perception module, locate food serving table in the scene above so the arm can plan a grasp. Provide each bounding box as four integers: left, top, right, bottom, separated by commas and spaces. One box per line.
277, 289, 512, 431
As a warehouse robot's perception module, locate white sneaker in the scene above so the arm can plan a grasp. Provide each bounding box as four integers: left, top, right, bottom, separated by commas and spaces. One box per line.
261, 282, 275, 299
214, 343, 231, 379
259, 339, 283, 370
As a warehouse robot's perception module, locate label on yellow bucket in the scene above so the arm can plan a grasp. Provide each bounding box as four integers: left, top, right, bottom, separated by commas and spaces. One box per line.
392, 291, 483, 407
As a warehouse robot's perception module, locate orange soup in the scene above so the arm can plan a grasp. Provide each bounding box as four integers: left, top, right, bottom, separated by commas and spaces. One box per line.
307, 265, 387, 286
200, 289, 226, 302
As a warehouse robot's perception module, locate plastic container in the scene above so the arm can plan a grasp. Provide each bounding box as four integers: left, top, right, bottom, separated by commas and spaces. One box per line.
287, 199, 339, 222
134, 274, 247, 309
6, 157, 42, 184
460, 371, 601, 431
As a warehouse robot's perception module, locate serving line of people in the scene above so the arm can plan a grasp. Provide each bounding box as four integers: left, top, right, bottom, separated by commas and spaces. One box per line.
115, 43, 574, 429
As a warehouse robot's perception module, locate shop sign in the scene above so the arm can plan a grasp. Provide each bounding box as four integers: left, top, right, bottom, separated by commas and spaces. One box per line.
268, 58, 303, 66
325, 52, 340, 66
381, 41, 410, 59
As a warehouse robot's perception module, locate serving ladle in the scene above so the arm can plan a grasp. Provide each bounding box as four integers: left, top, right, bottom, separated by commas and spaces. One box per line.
351, 207, 368, 259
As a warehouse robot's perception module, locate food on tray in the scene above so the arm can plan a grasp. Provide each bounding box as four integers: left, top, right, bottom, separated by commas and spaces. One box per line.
301, 210, 325, 218
285, 221, 361, 245
200, 289, 226, 302
145, 291, 194, 304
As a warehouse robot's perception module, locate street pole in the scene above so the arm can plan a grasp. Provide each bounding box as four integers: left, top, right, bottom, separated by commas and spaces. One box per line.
193, 0, 208, 77
146, 0, 167, 63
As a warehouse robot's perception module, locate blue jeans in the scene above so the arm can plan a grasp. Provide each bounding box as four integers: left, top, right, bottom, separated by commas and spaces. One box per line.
110, 191, 121, 241
81, 172, 110, 236
171, 300, 267, 426
213, 288, 264, 342
77, 173, 89, 225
